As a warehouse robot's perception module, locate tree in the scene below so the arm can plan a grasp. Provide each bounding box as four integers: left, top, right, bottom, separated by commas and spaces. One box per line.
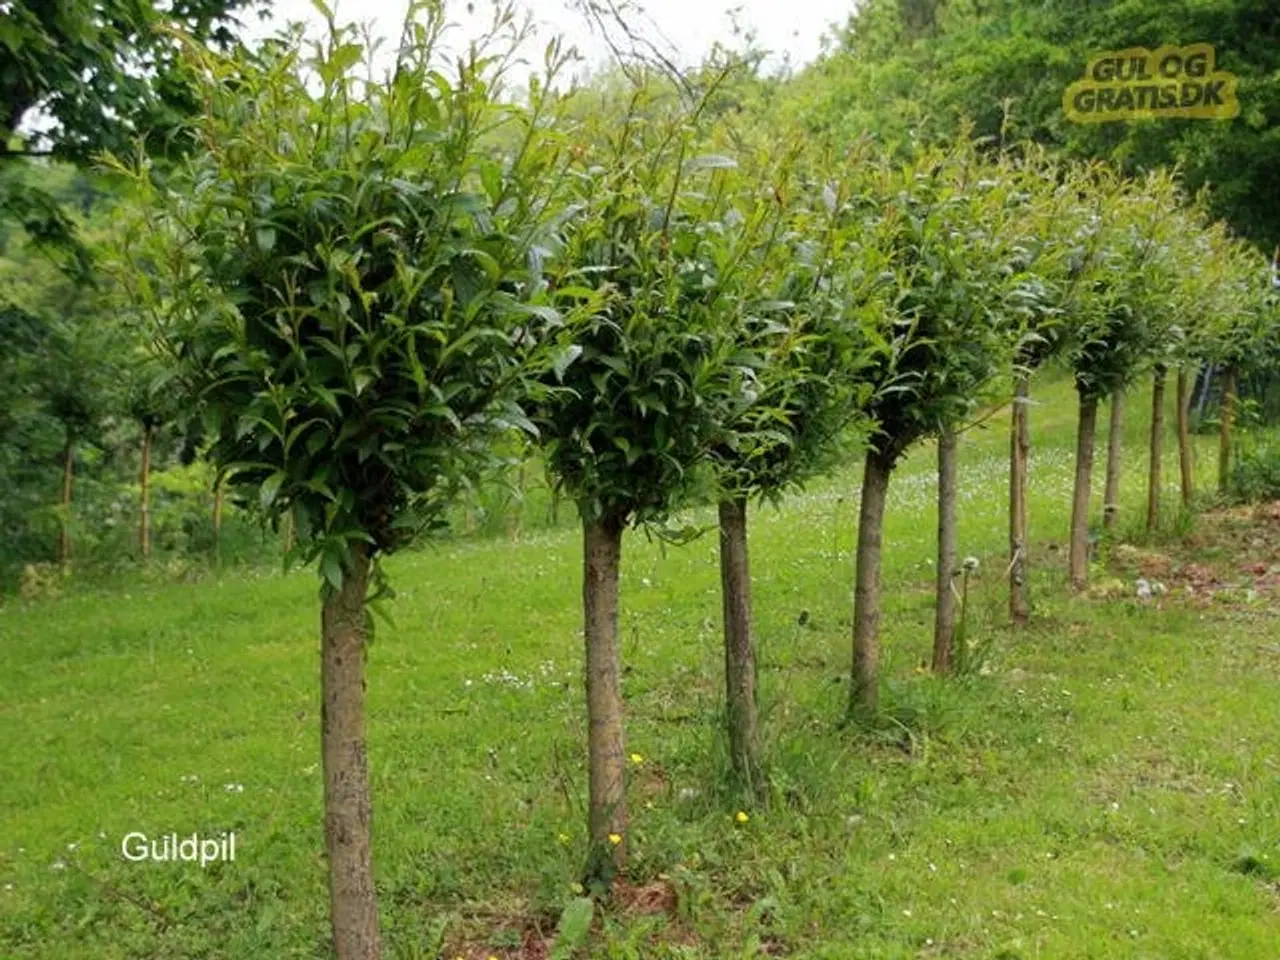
1, 0, 263, 273
1192, 234, 1275, 494
113, 7, 572, 955
919, 147, 1061, 672
1063, 171, 1178, 590
1140, 209, 1203, 533
0, 226, 125, 568
698, 144, 874, 792
1005, 159, 1099, 625
837, 142, 1045, 704
530, 64, 748, 887
1, 0, 259, 161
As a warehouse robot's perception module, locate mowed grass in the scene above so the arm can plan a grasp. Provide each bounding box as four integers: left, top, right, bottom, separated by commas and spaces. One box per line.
2, 371, 1279, 959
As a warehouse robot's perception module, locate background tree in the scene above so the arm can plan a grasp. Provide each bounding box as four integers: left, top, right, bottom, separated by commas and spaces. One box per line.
114, 7, 572, 955
809, 0, 1280, 251
1005, 157, 1100, 624
1, 0, 264, 272
1195, 237, 1276, 493
1063, 171, 1176, 590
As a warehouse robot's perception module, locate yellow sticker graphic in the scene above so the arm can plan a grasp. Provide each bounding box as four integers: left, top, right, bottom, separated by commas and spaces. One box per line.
1064, 44, 1239, 123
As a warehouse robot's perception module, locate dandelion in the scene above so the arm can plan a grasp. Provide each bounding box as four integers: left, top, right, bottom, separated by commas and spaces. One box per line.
630, 753, 644, 765
608, 833, 622, 846
735, 811, 749, 824
558, 833, 570, 844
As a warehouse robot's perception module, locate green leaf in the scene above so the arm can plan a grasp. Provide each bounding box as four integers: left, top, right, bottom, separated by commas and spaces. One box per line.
549, 897, 594, 960
552, 344, 582, 381
260, 471, 286, 511
319, 548, 344, 592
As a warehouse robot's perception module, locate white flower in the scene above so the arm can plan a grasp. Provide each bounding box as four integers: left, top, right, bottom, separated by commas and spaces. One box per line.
224, 783, 244, 793
963, 556, 980, 573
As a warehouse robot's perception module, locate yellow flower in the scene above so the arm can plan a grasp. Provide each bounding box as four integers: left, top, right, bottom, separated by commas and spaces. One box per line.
570, 881, 585, 895
644, 800, 654, 810
630, 753, 644, 765
558, 832, 570, 844
608, 833, 623, 846
735, 811, 750, 824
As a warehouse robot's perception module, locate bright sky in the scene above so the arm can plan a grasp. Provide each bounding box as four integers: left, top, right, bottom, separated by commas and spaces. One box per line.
247, 0, 855, 75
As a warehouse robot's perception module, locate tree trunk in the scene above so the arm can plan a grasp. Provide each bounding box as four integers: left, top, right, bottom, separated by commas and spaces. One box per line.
718, 497, 761, 794
1102, 389, 1123, 533
283, 511, 295, 555
212, 476, 224, 564
320, 543, 381, 960
57, 433, 74, 566
139, 424, 153, 560
932, 429, 959, 674
1218, 364, 1237, 495
1069, 392, 1099, 592
1146, 367, 1166, 533
1009, 376, 1030, 626
583, 512, 627, 884
1177, 367, 1194, 507
508, 464, 525, 542
851, 448, 893, 717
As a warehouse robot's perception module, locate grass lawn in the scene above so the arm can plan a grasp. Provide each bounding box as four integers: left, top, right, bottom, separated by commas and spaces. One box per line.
2, 371, 1279, 959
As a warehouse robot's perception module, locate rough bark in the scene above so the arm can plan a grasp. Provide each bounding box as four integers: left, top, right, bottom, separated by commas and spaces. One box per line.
1009, 376, 1030, 625
583, 512, 627, 883
1069, 392, 1099, 592
1102, 389, 1124, 533
57, 434, 74, 566
320, 543, 381, 960
851, 448, 893, 717
139, 424, 153, 560
932, 429, 959, 674
718, 497, 761, 794
1218, 365, 1237, 495
1146, 367, 1166, 533
1176, 367, 1194, 507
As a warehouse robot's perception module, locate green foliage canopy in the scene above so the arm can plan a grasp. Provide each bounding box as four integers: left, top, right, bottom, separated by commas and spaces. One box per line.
114, 4, 577, 586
